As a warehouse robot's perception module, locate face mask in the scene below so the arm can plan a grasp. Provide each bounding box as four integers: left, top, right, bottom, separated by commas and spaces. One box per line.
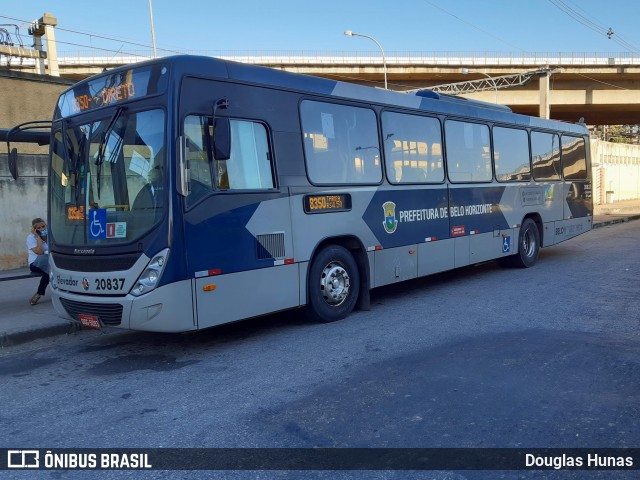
40, 229, 48, 237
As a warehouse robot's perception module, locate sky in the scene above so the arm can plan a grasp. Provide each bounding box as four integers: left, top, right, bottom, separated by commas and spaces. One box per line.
1, 0, 639, 58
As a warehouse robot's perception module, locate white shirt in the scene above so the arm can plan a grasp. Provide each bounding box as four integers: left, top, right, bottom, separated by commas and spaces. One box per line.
27, 233, 49, 266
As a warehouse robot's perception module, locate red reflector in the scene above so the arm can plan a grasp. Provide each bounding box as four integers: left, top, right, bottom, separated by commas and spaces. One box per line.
284, 258, 295, 265
451, 226, 465, 237
375, 245, 383, 251
209, 269, 222, 276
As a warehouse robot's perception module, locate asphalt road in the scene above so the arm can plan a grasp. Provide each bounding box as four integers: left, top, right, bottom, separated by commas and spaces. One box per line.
1, 221, 639, 480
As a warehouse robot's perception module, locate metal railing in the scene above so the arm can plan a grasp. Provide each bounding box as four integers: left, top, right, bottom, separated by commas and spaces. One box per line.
50, 50, 640, 67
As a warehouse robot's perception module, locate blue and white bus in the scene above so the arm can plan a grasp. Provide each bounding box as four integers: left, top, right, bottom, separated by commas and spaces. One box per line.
38, 55, 591, 331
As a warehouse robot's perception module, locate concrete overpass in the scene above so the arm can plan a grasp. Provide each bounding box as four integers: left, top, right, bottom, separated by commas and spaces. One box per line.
9, 50, 636, 125
3, 50, 640, 124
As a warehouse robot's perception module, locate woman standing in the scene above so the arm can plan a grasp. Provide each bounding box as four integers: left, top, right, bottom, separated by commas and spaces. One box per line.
26, 217, 50, 305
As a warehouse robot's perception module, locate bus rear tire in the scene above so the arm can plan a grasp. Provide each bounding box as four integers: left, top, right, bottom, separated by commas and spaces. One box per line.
307, 245, 360, 323
512, 218, 540, 268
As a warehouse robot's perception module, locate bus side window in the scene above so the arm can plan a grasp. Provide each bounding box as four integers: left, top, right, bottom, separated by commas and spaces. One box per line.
301, 100, 381, 185
445, 120, 491, 183
531, 131, 561, 181
381, 111, 444, 184
493, 126, 531, 182
223, 120, 274, 190
561, 135, 587, 180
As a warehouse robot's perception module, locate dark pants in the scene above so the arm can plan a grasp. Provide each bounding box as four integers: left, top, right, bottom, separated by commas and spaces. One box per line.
29, 264, 49, 295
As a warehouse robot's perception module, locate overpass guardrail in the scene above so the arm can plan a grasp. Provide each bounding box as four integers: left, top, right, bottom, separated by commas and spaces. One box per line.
50, 50, 640, 66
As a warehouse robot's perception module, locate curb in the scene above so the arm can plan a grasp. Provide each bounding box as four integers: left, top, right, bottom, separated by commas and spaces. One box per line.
0, 321, 82, 348
592, 214, 640, 229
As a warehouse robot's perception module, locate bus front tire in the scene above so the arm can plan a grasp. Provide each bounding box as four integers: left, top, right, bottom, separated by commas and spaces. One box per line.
307, 245, 360, 323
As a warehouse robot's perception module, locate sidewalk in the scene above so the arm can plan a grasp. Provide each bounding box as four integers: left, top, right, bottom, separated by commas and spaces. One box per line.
0, 272, 81, 347
1, 200, 640, 348
592, 198, 640, 227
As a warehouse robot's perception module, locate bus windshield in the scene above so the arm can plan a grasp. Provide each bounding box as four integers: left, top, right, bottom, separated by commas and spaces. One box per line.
50, 108, 166, 246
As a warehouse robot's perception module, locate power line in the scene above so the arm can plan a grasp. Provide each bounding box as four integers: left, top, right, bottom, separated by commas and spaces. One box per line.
54, 25, 184, 55
547, 0, 640, 53
573, 72, 630, 91
548, 0, 608, 35
420, 0, 526, 52
0, 13, 184, 55
54, 40, 146, 58
0, 23, 25, 47
0, 14, 29, 25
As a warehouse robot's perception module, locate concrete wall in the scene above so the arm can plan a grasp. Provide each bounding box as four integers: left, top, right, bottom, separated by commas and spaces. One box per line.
0, 69, 73, 154
0, 70, 73, 269
0, 154, 48, 269
591, 139, 640, 205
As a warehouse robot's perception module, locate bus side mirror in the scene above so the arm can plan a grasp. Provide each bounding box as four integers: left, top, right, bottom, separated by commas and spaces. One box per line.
213, 118, 231, 161
8, 148, 18, 180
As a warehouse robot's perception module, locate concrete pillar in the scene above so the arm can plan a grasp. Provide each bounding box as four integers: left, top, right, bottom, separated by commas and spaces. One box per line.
539, 70, 550, 119
43, 17, 60, 77
31, 34, 46, 75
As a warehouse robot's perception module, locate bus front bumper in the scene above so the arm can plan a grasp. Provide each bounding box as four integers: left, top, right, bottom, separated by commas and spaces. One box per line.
51, 279, 196, 333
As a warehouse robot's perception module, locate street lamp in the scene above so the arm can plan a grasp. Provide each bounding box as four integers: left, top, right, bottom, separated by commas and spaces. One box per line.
344, 30, 387, 89
148, 0, 157, 58
461, 68, 497, 103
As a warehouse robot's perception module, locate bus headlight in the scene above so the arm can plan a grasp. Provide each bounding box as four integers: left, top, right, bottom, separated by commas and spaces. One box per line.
131, 248, 169, 297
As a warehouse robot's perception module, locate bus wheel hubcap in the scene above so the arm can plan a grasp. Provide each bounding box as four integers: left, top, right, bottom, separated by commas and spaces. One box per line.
320, 262, 350, 306
523, 229, 536, 257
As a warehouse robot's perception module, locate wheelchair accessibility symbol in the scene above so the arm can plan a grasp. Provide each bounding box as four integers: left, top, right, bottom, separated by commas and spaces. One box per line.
502, 236, 511, 253
89, 209, 107, 239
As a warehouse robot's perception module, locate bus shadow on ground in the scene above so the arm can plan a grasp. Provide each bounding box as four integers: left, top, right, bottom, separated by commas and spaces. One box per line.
77, 247, 577, 352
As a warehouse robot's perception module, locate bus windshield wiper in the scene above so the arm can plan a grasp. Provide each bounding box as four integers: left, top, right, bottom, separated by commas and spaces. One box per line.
58, 120, 74, 182
95, 106, 125, 198
74, 134, 88, 209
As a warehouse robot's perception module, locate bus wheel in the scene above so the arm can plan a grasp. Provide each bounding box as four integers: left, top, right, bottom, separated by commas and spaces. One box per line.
308, 245, 360, 323
512, 218, 540, 268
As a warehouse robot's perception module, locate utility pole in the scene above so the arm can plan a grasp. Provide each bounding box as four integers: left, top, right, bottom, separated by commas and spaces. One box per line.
148, 0, 157, 58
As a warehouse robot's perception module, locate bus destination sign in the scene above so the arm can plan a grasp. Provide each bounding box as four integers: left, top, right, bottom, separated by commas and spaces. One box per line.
303, 194, 351, 214
71, 83, 135, 113
67, 204, 87, 221
55, 64, 168, 119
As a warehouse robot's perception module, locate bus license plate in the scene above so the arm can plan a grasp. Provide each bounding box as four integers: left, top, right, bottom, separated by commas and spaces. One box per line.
79, 314, 101, 329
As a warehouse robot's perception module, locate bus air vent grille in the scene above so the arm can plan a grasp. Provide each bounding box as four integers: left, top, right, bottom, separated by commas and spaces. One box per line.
52, 253, 141, 272
59, 298, 123, 326
256, 233, 285, 259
